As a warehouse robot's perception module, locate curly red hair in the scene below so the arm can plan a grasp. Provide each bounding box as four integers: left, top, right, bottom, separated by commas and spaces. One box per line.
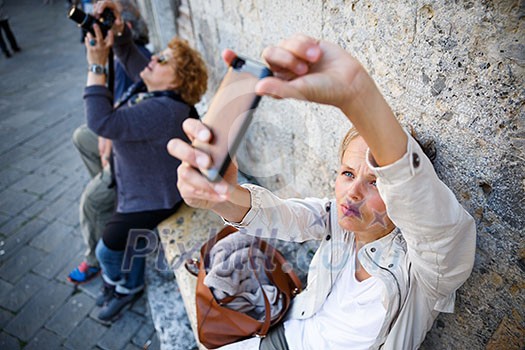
167, 38, 208, 105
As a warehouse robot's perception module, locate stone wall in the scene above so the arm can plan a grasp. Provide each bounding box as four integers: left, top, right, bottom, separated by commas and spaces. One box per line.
136, 0, 179, 50
151, 0, 524, 348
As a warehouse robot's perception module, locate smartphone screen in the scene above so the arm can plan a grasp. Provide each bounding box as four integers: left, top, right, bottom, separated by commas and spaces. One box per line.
193, 56, 272, 182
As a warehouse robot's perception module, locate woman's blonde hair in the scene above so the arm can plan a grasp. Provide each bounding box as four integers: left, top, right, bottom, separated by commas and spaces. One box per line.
167, 38, 208, 105
338, 125, 436, 164
339, 126, 360, 162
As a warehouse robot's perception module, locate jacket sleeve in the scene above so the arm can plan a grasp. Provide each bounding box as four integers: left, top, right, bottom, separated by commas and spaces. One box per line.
222, 184, 330, 242
368, 131, 476, 307
112, 26, 149, 82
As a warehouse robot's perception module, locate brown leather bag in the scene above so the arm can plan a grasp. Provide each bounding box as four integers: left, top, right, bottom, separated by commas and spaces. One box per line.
194, 226, 302, 349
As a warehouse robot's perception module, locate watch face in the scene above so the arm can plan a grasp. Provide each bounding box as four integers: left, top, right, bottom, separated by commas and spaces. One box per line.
90, 65, 105, 74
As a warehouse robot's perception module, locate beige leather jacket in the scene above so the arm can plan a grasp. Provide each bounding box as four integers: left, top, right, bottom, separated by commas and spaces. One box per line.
226, 135, 477, 349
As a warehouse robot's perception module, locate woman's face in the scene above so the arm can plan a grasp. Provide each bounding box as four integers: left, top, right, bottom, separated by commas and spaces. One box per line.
335, 137, 394, 241
140, 48, 178, 92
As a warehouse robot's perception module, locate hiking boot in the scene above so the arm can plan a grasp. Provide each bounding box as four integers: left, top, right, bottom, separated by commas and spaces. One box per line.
97, 291, 143, 323
67, 262, 100, 284
96, 282, 115, 307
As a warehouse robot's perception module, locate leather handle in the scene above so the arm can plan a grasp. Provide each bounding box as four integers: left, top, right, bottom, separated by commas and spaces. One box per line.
184, 258, 200, 277
247, 244, 272, 337
258, 240, 302, 293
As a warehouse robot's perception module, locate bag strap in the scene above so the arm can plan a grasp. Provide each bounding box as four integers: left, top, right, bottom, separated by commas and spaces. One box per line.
184, 258, 200, 277
258, 239, 302, 294
248, 244, 272, 337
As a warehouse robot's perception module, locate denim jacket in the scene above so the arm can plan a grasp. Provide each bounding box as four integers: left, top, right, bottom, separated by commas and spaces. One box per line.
224, 134, 476, 349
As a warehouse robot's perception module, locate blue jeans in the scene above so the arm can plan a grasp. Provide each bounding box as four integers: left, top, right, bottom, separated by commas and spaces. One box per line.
95, 239, 145, 294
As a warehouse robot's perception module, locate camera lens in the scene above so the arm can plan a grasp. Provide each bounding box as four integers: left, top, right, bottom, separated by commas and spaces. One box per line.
232, 58, 245, 69
68, 7, 87, 25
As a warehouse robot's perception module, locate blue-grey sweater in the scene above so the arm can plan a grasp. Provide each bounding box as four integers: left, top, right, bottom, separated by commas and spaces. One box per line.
84, 27, 191, 213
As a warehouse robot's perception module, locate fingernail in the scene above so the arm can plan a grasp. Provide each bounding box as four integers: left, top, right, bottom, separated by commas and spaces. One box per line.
214, 183, 228, 194
196, 154, 208, 168
296, 62, 307, 74
198, 129, 211, 141
306, 47, 320, 60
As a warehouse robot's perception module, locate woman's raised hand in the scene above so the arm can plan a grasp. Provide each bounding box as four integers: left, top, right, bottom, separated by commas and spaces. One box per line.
255, 34, 367, 114
256, 34, 405, 166
93, 0, 125, 36
84, 23, 113, 66
167, 119, 239, 210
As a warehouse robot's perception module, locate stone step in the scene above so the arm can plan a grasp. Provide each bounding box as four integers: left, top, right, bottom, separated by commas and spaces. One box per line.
155, 204, 225, 350
145, 247, 199, 350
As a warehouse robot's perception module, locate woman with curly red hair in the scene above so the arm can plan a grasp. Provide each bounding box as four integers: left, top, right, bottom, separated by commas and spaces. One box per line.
82, 1, 207, 323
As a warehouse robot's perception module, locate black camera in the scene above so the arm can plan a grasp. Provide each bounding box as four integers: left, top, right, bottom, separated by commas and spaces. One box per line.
68, 7, 115, 38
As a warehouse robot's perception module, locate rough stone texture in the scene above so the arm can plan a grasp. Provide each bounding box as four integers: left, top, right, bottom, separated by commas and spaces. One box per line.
4, 282, 73, 342
146, 0, 525, 348
0, 273, 47, 312
0, 309, 12, 330
145, 253, 197, 350
24, 328, 64, 350
485, 309, 525, 350
0, 245, 48, 284
136, 0, 179, 49
96, 311, 144, 350
0, 332, 20, 350
157, 205, 224, 350
62, 317, 108, 350
45, 292, 96, 337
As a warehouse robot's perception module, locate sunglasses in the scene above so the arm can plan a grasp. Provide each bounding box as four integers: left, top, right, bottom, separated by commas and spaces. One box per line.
155, 52, 170, 65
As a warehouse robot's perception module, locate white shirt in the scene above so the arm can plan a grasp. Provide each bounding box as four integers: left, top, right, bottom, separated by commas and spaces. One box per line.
284, 250, 387, 350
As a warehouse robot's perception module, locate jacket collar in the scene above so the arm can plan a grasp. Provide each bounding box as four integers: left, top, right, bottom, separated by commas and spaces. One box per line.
357, 227, 407, 275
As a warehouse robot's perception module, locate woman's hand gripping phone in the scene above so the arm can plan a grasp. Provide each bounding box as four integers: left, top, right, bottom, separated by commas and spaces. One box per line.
167, 50, 271, 221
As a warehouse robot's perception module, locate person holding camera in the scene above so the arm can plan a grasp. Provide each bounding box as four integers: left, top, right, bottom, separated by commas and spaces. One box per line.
82, 0, 207, 323
68, 0, 152, 285
168, 35, 476, 349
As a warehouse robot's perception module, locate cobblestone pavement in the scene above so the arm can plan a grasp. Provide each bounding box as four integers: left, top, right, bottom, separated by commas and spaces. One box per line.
0, 1, 159, 349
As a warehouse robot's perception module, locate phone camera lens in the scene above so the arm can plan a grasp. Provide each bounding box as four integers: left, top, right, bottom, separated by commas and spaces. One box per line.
233, 58, 245, 69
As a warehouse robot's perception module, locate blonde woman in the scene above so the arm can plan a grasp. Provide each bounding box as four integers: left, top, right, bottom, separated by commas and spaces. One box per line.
168, 35, 476, 349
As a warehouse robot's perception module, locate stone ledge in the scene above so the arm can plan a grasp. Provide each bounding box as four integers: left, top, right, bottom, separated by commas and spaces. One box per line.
145, 254, 196, 350
157, 204, 226, 350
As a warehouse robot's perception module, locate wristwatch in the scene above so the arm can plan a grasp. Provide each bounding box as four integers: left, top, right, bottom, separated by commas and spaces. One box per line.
88, 64, 107, 75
